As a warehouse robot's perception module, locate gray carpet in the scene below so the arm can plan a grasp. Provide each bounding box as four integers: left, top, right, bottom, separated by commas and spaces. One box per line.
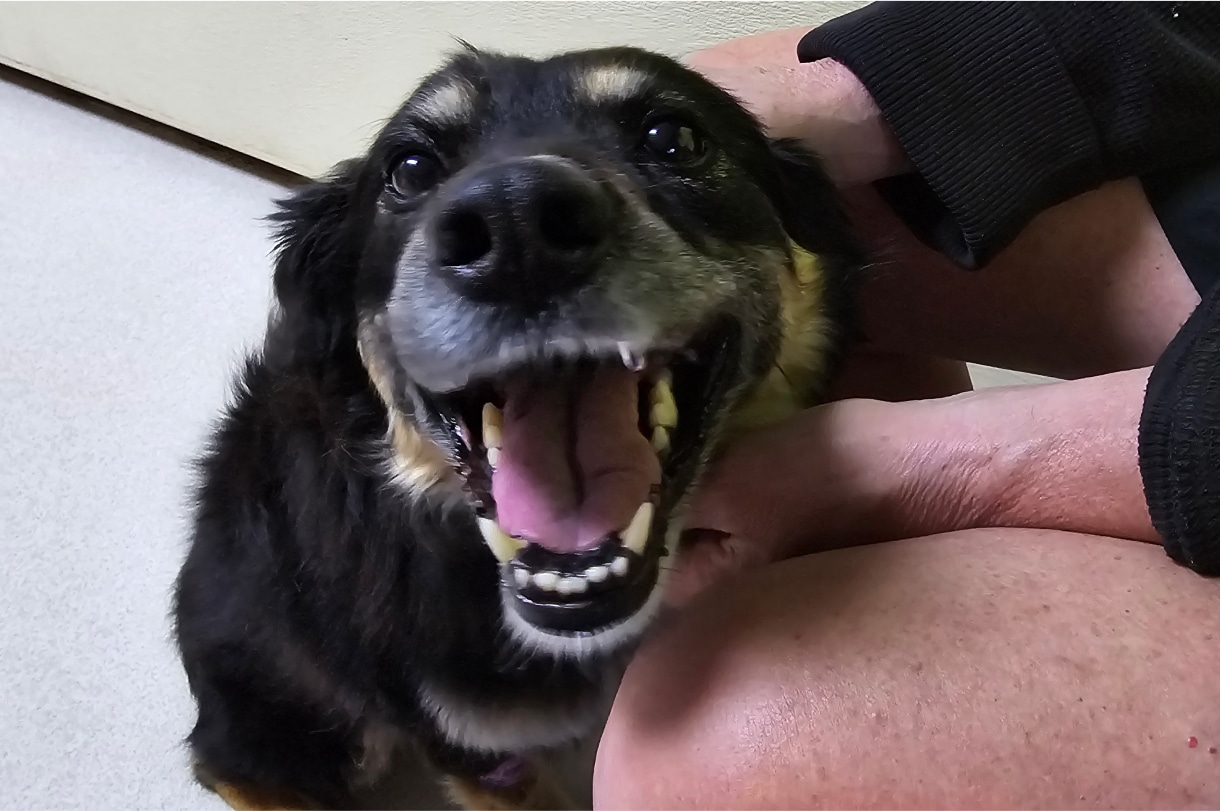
0, 74, 280, 810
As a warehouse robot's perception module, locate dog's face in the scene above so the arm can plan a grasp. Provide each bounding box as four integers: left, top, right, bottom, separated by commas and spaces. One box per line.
271, 46, 855, 660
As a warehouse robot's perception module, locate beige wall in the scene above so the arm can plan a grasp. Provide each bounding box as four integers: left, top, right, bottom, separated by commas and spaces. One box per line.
0, 1, 866, 177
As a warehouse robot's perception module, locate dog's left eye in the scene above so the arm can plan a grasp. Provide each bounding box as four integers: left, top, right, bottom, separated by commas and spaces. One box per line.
642, 118, 708, 164
388, 152, 445, 196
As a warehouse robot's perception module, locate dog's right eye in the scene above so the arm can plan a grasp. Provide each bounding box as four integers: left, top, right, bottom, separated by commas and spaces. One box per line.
641, 116, 708, 165
387, 153, 444, 197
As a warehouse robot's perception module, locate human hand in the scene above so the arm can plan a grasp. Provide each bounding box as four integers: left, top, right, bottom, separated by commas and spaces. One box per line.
666, 368, 1159, 610
665, 397, 970, 610
682, 27, 911, 186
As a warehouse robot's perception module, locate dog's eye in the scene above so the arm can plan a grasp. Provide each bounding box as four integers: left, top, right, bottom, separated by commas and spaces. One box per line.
642, 118, 707, 164
388, 152, 444, 196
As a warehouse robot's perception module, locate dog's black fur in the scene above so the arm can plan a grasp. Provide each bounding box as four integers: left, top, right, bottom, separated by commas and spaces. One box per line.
174, 46, 862, 809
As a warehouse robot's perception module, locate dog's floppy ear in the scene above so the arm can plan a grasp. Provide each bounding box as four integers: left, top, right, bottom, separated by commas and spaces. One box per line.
266, 159, 364, 365
762, 138, 864, 264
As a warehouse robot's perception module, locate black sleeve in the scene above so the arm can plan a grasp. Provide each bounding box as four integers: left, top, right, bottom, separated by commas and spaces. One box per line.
1139, 282, 1220, 577
798, 2, 1220, 269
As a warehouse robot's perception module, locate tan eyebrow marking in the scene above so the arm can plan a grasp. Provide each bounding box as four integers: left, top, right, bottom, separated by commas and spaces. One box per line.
579, 64, 648, 103
413, 78, 477, 126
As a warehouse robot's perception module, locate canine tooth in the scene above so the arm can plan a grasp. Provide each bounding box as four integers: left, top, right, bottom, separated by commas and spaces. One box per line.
618, 342, 633, 367
514, 568, 530, 588
609, 556, 629, 577
477, 517, 523, 564
585, 565, 609, 583
482, 403, 503, 450
622, 502, 653, 555
651, 426, 670, 456
649, 380, 677, 430
487, 446, 500, 469
533, 571, 560, 592
618, 342, 646, 371
557, 576, 588, 596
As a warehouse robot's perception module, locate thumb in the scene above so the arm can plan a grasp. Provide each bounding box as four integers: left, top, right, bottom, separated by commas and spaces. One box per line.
664, 528, 771, 610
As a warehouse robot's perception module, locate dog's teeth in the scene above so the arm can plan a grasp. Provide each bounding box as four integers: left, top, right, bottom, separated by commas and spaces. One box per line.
514, 568, 530, 588
618, 342, 646, 372
585, 565, 609, 583
533, 571, 560, 592
477, 517, 523, 564
557, 576, 588, 596
622, 502, 653, 555
651, 426, 670, 457
487, 446, 500, 469
649, 377, 677, 429
610, 556, 629, 577
482, 403, 503, 450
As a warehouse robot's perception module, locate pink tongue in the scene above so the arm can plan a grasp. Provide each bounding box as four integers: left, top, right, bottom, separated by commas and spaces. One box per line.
492, 366, 661, 553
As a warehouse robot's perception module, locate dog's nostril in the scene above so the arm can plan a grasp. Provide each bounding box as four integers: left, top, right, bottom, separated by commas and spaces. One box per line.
436, 208, 493, 267
537, 190, 610, 254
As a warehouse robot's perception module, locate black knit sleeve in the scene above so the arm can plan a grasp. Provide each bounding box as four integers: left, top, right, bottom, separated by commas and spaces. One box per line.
1139, 283, 1220, 577
798, 2, 1220, 269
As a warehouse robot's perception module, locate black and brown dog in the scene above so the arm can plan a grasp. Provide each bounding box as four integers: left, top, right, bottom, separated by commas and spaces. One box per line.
173, 44, 863, 810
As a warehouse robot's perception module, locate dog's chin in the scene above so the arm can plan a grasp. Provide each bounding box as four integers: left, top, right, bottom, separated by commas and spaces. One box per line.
493, 510, 682, 660
496, 544, 672, 661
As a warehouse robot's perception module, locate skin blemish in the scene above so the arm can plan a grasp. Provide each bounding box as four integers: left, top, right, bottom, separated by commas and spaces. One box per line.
1188, 736, 1199, 748
1210, 746, 1218, 755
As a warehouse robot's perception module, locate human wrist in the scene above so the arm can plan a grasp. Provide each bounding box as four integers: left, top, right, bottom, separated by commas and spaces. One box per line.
793, 58, 912, 185
765, 396, 989, 556
896, 371, 1159, 542
859, 394, 1005, 543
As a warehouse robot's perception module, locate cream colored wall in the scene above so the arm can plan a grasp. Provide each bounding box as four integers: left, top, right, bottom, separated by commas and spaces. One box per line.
0, 1, 865, 177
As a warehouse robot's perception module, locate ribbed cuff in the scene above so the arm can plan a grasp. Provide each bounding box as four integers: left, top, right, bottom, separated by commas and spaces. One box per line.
798, 2, 1106, 268
1139, 284, 1220, 576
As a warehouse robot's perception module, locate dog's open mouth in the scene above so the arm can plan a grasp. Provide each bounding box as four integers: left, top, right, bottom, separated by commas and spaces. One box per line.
435, 317, 742, 634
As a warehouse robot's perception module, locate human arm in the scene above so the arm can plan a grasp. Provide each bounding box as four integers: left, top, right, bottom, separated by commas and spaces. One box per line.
671, 284, 1220, 607
688, 4, 1220, 268
802, 2, 1220, 268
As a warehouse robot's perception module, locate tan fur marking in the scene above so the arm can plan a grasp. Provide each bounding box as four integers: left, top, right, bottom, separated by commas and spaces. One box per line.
415, 78, 477, 124
579, 65, 646, 103
387, 410, 455, 494
728, 246, 832, 439
210, 781, 316, 811
357, 321, 457, 498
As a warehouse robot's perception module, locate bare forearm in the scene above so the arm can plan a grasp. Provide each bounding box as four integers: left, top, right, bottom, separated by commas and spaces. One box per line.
672, 368, 1163, 606
903, 368, 1159, 544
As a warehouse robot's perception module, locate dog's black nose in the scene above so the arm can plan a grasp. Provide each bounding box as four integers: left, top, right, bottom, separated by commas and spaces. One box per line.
432, 157, 616, 303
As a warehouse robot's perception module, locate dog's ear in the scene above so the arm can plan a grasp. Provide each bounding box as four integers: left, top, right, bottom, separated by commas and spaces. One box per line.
266, 159, 364, 365
762, 138, 864, 264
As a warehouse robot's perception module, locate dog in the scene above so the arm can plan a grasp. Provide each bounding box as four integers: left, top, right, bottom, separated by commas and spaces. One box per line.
172, 44, 863, 810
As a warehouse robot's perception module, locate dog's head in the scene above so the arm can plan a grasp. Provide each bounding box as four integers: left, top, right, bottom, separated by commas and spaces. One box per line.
268, 46, 858, 660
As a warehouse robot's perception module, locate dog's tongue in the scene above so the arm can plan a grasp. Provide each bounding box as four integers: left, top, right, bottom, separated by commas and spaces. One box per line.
492, 366, 661, 553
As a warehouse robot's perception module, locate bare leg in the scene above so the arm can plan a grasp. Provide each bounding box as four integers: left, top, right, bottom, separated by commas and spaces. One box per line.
849, 178, 1201, 379
596, 531, 1220, 809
